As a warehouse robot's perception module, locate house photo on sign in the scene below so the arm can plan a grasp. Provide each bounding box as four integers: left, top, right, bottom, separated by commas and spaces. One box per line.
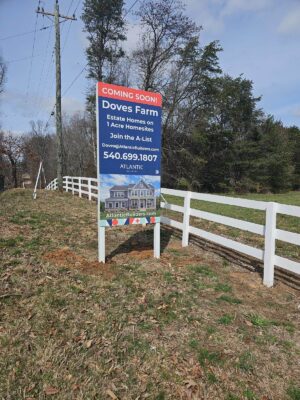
97, 82, 162, 227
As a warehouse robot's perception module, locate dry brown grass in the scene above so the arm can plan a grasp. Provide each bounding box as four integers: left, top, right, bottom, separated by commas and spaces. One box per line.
0, 189, 300, 400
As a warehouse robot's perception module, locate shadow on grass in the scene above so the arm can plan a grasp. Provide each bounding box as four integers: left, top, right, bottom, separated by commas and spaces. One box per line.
106, 225, 173, 261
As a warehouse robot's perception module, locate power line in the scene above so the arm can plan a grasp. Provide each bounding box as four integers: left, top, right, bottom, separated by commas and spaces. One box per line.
66, 0, 76, 16
61, 0, 75, 35
45, 105, 56, 130
38, 105, 55, 138
37, 3, 77, 191
37, 50, 56, 120
42, 0, 129, 135
73, 0, 82, 15
35, 1, 81, 125
35, 48, 54, 107
25, 0, 41, 100
6, 54, 42, 64
62, 64, 87, 96
45, 0, 134, 115
60, 0, 80, 46
61, 18, 74, 54
62, 0, 81, 53
0, 24, 53, 41
61, 0, 131, 106
34, 23, 54, 112
124, 0, 140, 17
44, 63, 86, 127
42, 0, 81, 101
62, 21, 73, 54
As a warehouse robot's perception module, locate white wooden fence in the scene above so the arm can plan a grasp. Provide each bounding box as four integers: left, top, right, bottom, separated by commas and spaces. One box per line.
46, 176, 300, 287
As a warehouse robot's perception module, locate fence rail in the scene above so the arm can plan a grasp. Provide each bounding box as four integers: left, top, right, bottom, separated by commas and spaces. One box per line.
46, 176, 300, 287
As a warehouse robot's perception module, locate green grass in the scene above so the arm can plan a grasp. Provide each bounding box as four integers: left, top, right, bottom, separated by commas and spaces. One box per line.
0, 236, 23, 248
207, 372, 218, 384
226, 395, 239, 400
218, 314, 234, 325
287, 385, 300, 400
237, 351, 255, 372
217, 294, 242, 304
188, 264, 217, 278
0, 238, 18, 248
247, 314, 296, 331
189, 338, 223, 367
248, 314, 274, 328
215, 283, 232, 292
243, 388, 258, 399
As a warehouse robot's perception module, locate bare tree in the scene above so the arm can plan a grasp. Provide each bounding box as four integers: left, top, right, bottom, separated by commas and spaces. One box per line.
83, 96, 98, 170
23, 121, 57, 184
63, 112, 96, 177
134, 0, 200, 91
0, 132, 9, 184
0, 132, 24, 188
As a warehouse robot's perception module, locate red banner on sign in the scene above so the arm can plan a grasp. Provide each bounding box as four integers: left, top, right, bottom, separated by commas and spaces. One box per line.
97, 82, 162, 107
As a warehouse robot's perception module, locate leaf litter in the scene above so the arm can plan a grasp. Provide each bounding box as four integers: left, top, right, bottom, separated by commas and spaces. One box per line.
0, 189, 299, 399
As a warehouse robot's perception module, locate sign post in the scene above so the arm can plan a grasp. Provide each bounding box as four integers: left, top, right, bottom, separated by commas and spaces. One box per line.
96, 82, 162, 262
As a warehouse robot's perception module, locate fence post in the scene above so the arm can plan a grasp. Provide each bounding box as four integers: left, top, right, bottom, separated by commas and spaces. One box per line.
263, 202, 277, 287
72, 178, 74, 195
182, 191, 191, 247
65, 176, 69, 192
88, 179, 92, 201
79, 178, 82, 198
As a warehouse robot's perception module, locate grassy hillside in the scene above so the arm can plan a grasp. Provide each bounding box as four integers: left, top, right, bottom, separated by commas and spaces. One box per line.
0, 189, 300, 400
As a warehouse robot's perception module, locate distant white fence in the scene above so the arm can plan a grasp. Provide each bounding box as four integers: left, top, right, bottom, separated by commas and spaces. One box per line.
46, 176, 300, 287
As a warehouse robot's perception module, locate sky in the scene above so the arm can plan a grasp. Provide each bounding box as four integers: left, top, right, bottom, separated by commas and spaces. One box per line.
0, 0, 300, 134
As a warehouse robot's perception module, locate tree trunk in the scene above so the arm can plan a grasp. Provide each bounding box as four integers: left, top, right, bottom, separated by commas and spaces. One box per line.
11, 160, 17, 188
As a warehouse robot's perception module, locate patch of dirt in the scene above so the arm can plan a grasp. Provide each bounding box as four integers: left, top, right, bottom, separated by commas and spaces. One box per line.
167, 241, 183, 250
229, 270, 263, 288
120, 248, 154, 260
171, 253, 206, 268
43, 248, 115, 278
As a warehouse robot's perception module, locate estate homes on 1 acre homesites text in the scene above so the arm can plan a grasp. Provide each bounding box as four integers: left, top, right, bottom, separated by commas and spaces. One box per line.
105, 179, 156, 211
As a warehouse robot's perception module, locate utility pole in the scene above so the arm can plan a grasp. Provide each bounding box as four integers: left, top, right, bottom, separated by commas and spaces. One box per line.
37, 1, 76, 191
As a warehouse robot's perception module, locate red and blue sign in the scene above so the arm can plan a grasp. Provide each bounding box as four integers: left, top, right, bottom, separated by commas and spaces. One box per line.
97, 83, 162, 227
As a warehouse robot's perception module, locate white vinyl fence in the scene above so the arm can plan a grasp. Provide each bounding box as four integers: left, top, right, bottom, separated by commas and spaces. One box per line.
46, 176, 300, 287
